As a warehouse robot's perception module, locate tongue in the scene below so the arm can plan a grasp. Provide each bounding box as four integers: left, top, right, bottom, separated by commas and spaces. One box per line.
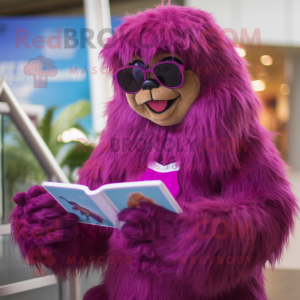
147, 100, 168, 112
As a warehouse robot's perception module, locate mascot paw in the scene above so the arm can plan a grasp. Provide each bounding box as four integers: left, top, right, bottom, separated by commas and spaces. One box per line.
118, 201, 179, 274
10, 186, 79, 257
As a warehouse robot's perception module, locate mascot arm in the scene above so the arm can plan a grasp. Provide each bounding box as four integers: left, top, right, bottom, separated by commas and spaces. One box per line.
10, 186, 112, 277
10, 155, 114, 278
119, 151, 298, 297
165, 160, 297, 296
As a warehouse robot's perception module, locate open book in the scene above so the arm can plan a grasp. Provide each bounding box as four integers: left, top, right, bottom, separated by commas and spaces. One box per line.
42, 180, 182, 229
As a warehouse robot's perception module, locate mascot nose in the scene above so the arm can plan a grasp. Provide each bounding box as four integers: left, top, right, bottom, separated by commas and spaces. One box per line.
142, 78, 160, 90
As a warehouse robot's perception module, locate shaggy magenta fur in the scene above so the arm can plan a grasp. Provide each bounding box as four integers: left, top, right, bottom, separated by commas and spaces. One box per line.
10, 2, 298, 300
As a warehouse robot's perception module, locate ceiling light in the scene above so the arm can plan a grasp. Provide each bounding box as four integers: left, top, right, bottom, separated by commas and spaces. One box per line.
280, 84, 290, 95
235, 47, 246, 57
252, 80, 266, 91
260, 55, 273, 66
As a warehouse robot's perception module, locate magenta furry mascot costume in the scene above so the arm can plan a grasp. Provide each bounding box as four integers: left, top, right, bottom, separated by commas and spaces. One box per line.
10, 1, 298, 299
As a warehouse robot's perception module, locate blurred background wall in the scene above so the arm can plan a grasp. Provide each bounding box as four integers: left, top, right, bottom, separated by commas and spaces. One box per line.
185, 0, 300, 169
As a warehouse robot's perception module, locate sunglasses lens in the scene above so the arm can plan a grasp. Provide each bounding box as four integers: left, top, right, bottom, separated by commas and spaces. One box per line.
154, 63, 183, 87
117, 67, 144, 93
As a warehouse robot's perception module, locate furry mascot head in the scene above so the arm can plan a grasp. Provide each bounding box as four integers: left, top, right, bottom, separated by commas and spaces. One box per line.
11, 1, 298, 300
82, 1, 262, 196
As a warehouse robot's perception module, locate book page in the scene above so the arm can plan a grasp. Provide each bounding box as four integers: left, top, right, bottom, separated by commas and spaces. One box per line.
99, 180, 182, 214
89, 192, 121, 228
43, 182, 116, 227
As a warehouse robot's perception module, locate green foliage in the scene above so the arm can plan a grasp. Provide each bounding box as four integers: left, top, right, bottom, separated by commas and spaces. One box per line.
37, 106, 57, 146
60, 142, 95, 177
38, 100, 91, 157
37, 100, 92, 181
2, 100, 92, 222
4, 134, 46, 187
3, 116, 47, 220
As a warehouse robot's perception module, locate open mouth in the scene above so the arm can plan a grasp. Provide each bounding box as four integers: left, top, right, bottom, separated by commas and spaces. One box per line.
145, 96, 180, 114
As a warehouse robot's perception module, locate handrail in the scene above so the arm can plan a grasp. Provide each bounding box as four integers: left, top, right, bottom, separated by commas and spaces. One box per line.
0, 76, 69, 184
0, 77, 81, 300
0, 275, 58, 297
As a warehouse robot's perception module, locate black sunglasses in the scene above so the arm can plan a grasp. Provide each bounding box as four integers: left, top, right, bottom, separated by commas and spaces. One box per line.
113, 61, 188, 94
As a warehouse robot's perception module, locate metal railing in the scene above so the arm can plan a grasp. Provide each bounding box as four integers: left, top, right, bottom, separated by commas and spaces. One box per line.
0, 76, 80, 299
